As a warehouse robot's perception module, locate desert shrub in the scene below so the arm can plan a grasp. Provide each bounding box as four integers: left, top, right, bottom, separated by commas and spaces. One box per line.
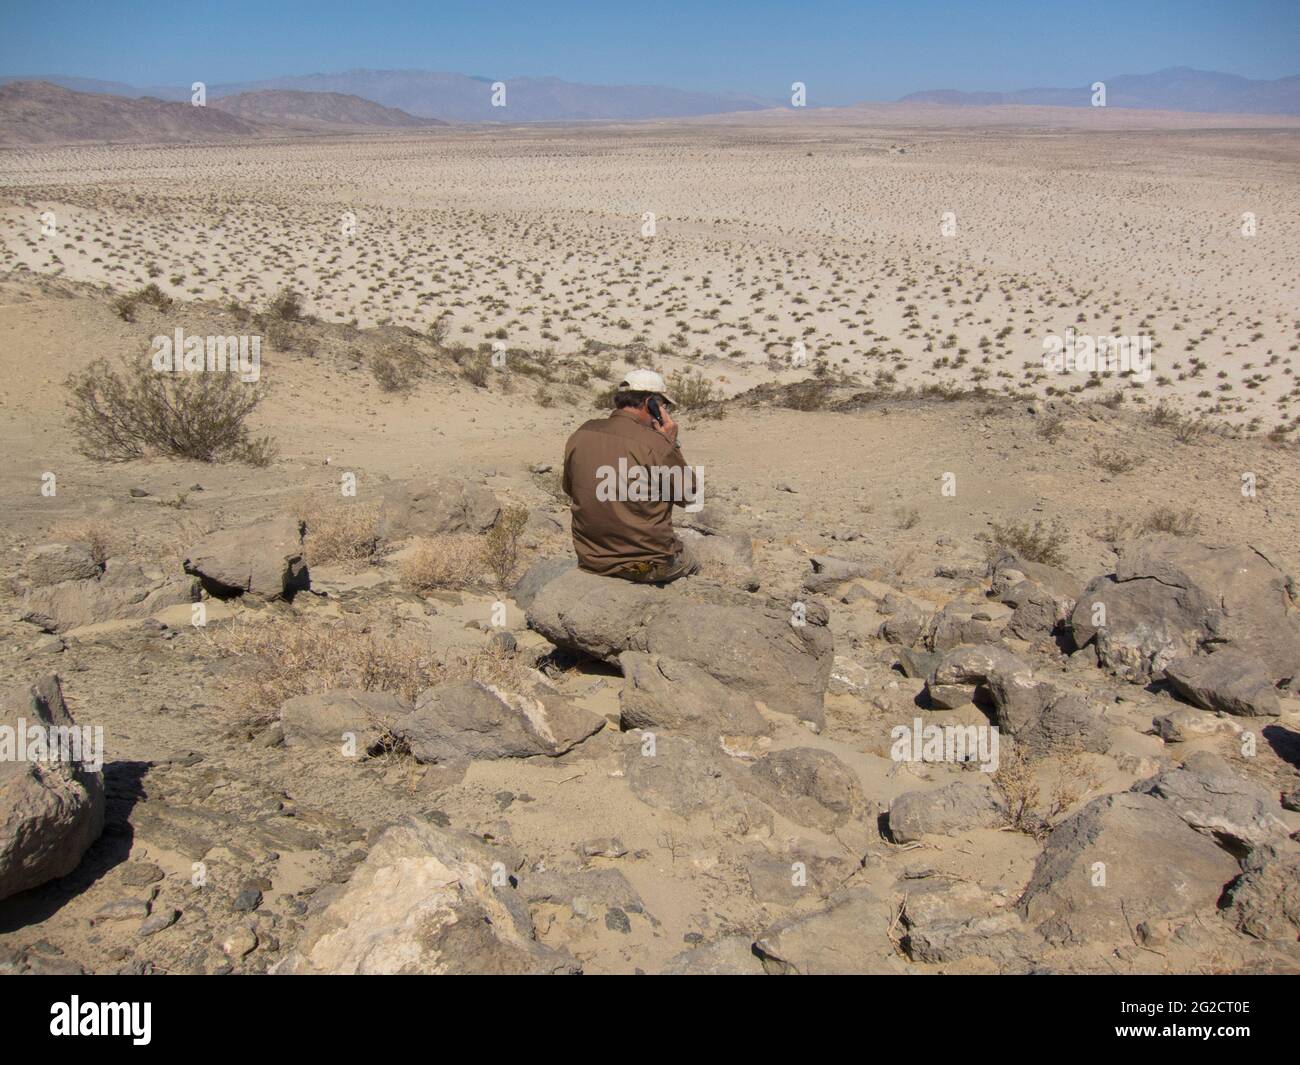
668, 369, 722, 410
1035, 412, 1066, 441
263, 319, 298, 351
780, 379, 835, 411
894, 506, 920, 530
65, 356, 275, 464
370, 345, 426, 393
1173, 416, 1213, 445
1143, 505, 1201, 537
111, 282, 172, 322
482, 505, 530, 586
462, 354, 492, 387
400, 535, 487, 591
988, 517, 1068, 568
265, 287, 303, 322
1093, 449, 1138, 474
296, 497, 382, 568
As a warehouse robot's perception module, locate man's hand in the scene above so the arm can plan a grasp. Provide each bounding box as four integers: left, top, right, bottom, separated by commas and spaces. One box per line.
654, 404, 679, 447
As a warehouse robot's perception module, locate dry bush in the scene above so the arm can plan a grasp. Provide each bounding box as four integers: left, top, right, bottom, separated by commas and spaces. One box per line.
210, 615, 446, 724
1093, 449, 1138, 475
988, 517, 1067, 568
370, 345, 427, 393
47, 520, 119, 566
462, 354, 492, 387
1142, 505, 1201, 537
482, 505, 529, 586
66, 355, 275, 465
264, 287, 303, 322
994, 744, 1044, 837
296, 496, 381, 569
209, 615, 538, 726
111, 283, 172, 322
400, 534, 487, 591
894, 506, 920, 530
667, 369, 722, 410
1035, 412, 1066, 441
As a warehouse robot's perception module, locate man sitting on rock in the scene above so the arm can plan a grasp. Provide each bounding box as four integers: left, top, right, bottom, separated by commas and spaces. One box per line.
562, 370, 701, 584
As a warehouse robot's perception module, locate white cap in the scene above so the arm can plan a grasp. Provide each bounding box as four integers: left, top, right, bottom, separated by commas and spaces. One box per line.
617, 369, 675, 406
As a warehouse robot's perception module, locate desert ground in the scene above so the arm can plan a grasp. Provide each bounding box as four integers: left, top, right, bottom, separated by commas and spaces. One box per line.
0, 114, 1297, 975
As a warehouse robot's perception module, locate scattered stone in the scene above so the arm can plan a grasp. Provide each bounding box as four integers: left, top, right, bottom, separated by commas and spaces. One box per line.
754, 888, 904, 975
138, 908, 180, 937
1223, 845, 1300, 942
1135, 752, 1289, 848
379, 477, 501, 540
279, 689, 410, 754
618, 651, 769, 738
1165, 650, 1281, 718
22, 542, 102, 586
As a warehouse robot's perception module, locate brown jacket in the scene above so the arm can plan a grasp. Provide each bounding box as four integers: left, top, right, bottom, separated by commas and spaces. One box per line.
563, 409, 693, 576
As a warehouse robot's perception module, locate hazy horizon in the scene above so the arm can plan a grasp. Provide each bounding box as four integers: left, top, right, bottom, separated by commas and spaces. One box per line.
2, 0, 1298, 105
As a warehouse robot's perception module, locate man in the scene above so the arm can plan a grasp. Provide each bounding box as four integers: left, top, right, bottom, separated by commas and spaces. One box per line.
562, 369, 701, 584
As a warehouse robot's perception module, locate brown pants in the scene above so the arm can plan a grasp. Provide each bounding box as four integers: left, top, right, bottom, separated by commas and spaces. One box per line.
612, 543, 700, 585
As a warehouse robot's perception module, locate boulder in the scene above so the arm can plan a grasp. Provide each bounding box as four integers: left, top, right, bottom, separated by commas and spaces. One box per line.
396, 681, 604, 764
748, 747, 871, 833
753, 888, 905, 974
509, 556, 577, 612
279, 689, 411, 754
925, 643, 1033, 710
1152, 706, 1237, 744
527, 565, 833, 727
272, 818, 572, 974
22, 559, 198, 633
1134, 752, 1289, 849
379, 477, 501, 540
900, 881, 1038, 964
888, 777, 1006, 843
617, 652, 769, 738
0, 675, 105, 902
22, 542, 102, 587
184, 515, 308, 600
1069, 536, 1300, 684
1165, 651, 1281, 718
1223, 845, 1300, 942
926, 600, 1009, 653
990, 549, 1081, 642
878, 595, 926, 648
803, 554, 889, 594
1018, 792, 1239, 947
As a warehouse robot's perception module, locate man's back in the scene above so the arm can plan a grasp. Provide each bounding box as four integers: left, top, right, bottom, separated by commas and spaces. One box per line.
563, 409, 688, 576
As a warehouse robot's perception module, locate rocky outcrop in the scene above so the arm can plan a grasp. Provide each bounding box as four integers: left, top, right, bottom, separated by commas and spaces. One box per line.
888, 777, 1006, 842
0, 675, 105, 902
1069, 536, 1300, 685
1018, 792, 1239, 947
22, 558, 198, 632
617, 651, 769, 738
526, 565, 833, 727
272, 818, 573, 974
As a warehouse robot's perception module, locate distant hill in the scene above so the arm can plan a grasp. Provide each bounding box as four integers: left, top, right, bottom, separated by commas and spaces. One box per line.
900, 67, 1300, 115
210, 90, 445, 130
0, 81, 264, 145
0, 69, 775, 122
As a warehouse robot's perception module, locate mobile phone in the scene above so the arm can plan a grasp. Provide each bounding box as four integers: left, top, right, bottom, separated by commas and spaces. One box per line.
646, 396, 664, 425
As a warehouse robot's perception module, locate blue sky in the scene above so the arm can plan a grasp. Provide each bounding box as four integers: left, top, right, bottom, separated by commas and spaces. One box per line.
2, 0, 1297, 103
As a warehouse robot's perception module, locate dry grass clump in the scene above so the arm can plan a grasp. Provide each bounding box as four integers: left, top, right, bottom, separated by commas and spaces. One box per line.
400, 534, 488, 591
995, 741, 1103, 839
65, 355, 275, 465
111, 282, 172, 322
988, 517, 1068, 568
667, 369, 722, 410
482, 505, 529, 586
209, 615, 537, 726
370, 345, 428, 393
211, 615, 446, 724
1098, 505, 1201, 544
47, 520, 119, 566
1093, 449, 1138, 475
295, 496, 382, 569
